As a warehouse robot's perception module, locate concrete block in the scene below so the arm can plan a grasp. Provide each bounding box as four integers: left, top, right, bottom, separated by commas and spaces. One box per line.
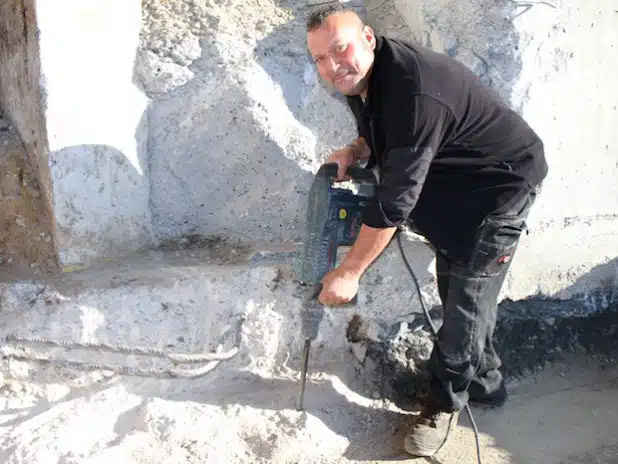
0, 1, 59, 278
36, 0, 154, 266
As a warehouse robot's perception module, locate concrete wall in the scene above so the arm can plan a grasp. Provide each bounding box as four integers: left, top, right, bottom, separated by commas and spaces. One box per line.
493, 1, 618, 300
137, 0, 618, 300
36, 0, 154, 266
369, 0, 618, 300
138, 0, 358, 245
0, 0, 59, 277
1, 0, 615, 300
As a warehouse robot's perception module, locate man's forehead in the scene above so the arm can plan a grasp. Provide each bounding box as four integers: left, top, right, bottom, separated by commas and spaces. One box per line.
307, 14, 362, 48
323, 10, 362, 29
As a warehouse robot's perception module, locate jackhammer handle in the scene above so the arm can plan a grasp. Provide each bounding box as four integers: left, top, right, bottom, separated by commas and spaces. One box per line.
310, 283, 322, 300
319, 162, 377, 186
309, 282, 358, 307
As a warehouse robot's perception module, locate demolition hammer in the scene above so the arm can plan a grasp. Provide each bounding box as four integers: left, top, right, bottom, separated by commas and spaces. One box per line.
293, 162, 483, 464
295, 162, 377, 411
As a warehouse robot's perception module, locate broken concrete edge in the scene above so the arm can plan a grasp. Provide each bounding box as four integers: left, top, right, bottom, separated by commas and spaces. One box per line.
37, 239, 618, 384
349, 286, 618, 411
0, 113, 59, 280
495, 289, 618, 377
0, 2, 61, 278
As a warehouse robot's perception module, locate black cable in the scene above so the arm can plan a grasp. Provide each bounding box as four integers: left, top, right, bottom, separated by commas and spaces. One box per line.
396, 231, 482, 464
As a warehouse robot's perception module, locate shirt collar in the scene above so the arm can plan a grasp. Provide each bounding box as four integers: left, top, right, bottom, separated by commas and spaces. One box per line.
363, 35, 386, 114
345, 35, 386, 115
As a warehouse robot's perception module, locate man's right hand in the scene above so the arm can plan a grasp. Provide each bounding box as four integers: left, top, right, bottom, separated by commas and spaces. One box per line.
324, 146, 357, 181
324, 137, 370, 181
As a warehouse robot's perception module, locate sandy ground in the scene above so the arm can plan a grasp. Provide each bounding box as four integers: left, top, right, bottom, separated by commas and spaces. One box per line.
431, 356, 618, 464
2, 333, 618, 464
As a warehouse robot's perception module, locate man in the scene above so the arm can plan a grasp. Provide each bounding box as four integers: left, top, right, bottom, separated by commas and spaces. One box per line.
306, 4, 548, 458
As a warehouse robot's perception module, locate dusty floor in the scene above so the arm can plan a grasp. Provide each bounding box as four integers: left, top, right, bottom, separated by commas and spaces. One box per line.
2, 351, 618, 463
275, 354, 618, 464
423, 356, 618, 464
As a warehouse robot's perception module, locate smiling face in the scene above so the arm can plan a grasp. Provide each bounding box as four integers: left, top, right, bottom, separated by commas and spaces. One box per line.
307, 11, 376, 96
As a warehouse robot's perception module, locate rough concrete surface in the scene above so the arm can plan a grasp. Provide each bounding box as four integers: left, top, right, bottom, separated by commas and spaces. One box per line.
388, 0, 618, 301
0, 254, 617, 463
140, 0, 358, 244
138, 0, 618, 246
138, 0, 618, 302
0, 0, 612, 303
0, 0, 617, 461
0, 116, 57, 279
0, 0, 59, 275
35, 0, 154, 267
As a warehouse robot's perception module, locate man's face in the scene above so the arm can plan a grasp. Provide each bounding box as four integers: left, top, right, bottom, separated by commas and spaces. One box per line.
307, 12, 376, 96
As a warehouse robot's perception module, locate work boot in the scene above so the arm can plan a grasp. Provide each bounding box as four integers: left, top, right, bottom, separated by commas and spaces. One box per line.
403, 402, 460, 458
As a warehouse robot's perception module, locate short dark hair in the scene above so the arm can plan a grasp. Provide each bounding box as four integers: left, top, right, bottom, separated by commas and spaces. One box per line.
306, 3, 359, 32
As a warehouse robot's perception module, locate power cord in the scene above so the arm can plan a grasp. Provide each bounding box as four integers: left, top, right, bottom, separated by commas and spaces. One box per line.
396, 231, 482, 464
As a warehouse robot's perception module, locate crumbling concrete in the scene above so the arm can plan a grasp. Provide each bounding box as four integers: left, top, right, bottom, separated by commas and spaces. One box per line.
0, 252, 617, 463
0, 116, 57, 279
0, 1, 59, 277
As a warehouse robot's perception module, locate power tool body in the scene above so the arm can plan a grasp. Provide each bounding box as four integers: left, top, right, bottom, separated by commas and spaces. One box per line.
296, 162, 377, 410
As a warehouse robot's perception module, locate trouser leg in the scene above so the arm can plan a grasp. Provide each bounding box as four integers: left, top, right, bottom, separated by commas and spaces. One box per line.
425, 187, 538, 412
427, 256, 512, 411
434, 250, 508, 405
435, 251, 450, 307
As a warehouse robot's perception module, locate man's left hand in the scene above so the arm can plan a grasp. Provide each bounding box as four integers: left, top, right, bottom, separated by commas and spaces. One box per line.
318, 267, 360, 306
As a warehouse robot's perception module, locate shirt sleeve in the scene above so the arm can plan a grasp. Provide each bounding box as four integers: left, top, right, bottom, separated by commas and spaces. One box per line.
362, 95, 455, 228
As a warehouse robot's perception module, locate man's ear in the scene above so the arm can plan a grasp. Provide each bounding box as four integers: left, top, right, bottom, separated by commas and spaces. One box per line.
362, 25, 376, 50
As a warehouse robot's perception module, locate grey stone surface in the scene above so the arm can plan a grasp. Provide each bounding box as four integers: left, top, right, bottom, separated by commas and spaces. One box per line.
0, 0, 615, 311
35, 0, 154, 266
140, 0, 357, 244
394, 0, 527, 104
1, 253, 617, 463
561, 445, 618, 464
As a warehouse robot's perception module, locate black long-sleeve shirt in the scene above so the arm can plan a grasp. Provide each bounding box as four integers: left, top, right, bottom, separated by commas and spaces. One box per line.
347, 35, 548, 263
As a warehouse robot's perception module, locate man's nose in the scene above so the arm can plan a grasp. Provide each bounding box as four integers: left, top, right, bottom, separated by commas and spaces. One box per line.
324, 55, 340, 75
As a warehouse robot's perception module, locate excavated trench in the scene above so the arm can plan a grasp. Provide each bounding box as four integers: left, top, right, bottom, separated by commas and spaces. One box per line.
348, 286, 618, 411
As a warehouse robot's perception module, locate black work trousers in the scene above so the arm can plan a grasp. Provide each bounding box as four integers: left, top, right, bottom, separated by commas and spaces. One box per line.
426, 186, 539, 412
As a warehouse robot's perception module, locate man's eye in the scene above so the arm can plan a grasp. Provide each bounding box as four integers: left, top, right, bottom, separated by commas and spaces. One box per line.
336, 43, 348, 53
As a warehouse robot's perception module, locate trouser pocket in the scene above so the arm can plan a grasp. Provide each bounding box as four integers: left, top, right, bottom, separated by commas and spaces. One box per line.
469, 215, 525, 276
469, 187, 538, 276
